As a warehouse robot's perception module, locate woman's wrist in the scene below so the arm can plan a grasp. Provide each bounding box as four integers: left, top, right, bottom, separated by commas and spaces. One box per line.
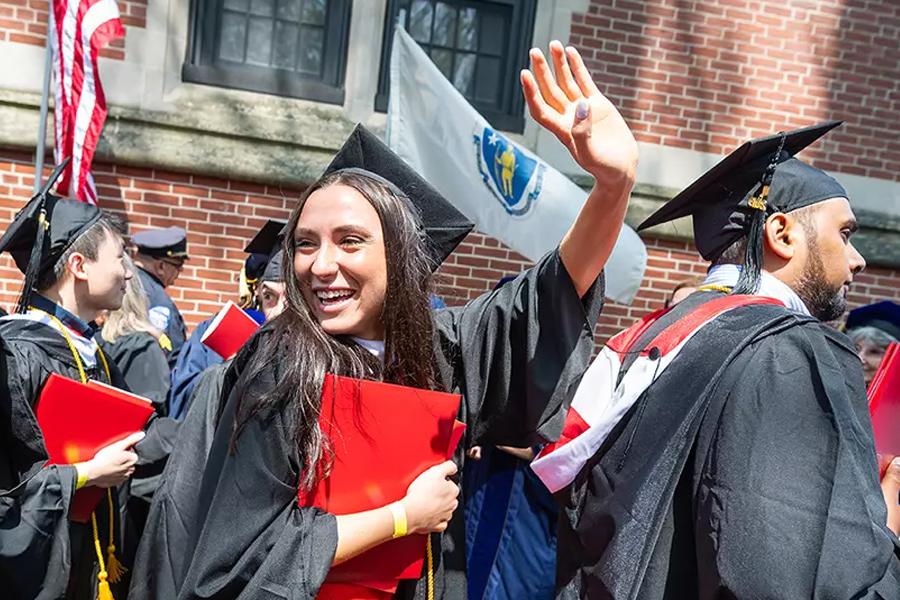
74, 462, 90, 489
388, 501, 408, 538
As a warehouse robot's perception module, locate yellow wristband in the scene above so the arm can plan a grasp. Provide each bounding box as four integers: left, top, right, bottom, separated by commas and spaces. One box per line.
388, 502, 408, 539
74, 463, 89, 490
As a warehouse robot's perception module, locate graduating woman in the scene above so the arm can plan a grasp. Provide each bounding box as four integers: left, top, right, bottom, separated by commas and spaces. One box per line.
177, 43, 638, 600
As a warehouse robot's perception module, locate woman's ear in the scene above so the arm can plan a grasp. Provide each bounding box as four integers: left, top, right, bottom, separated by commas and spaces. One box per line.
763, 213, 795, 261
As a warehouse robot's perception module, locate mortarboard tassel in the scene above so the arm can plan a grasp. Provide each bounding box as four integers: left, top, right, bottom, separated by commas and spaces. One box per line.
15, 207, 48, 314
105, 489, 127, 583
733, 134, 787, 295
14, 158, 71, 313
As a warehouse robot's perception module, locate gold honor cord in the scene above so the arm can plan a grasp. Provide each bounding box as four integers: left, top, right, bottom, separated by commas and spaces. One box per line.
29, 308, 125, 600
696, 284, 733, 294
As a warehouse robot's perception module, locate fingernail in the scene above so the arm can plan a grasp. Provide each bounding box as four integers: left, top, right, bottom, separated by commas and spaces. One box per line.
575, 101, 589, 121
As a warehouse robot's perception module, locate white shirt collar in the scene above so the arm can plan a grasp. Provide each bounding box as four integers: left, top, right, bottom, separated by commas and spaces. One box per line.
352, 337, 385, 362
703, 264, 811, 316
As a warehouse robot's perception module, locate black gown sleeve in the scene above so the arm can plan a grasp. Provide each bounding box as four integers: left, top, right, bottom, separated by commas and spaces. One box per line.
178, 385, 338, 600
128, 362, 229, 600
0, 340, 77, 600
434, 248, 604, 448
692, 324, 900, 599
110, 333, 171, 409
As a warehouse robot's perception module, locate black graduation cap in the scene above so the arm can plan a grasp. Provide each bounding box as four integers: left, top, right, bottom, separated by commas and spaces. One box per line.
638, 121, 847, 294
0, 159, 102, 312
846, 301, 900, 340
244, 219, 286, 282
322, 124, 474, 270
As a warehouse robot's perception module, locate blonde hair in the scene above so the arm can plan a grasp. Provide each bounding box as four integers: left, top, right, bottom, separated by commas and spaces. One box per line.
101, 256, 160, 343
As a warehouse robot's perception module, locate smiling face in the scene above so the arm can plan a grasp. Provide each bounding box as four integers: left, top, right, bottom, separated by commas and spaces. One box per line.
292, 184, 388, 340
81, 228, 133, 312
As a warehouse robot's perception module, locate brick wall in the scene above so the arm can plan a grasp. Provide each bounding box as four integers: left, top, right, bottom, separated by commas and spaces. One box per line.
570, 0, 900, 180
0, 0, 146, 59
4, 149, 900, 346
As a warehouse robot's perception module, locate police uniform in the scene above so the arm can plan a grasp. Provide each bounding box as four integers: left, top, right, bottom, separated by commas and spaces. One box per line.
132, 227, 188, 365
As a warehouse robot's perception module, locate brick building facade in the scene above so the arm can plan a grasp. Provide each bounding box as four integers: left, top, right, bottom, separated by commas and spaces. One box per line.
0, 0, 898, 344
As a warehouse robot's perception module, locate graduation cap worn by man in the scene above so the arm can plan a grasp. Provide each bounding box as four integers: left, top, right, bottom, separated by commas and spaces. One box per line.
0, 159, 103, 313
639, 121, 848, 294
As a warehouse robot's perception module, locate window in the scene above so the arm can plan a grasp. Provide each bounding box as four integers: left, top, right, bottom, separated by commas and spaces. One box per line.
376, 0, 537, 132
183, 0, 351, 104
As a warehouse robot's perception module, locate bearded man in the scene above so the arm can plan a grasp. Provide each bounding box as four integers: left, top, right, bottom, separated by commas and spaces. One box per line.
543, 122, 900, 599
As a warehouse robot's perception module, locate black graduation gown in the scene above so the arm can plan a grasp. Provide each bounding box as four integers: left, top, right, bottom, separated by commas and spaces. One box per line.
555, 292, 900, 599
101, 331, 171, 410
0, 317, 130, 600
128, 361, 230, 600
177, 249, 604, 600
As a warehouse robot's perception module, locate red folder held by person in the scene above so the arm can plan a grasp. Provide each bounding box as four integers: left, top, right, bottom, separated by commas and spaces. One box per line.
868, 342, 900, 456
200, 301, 260, 359
299, 374, 465, 595
35, 374, 154, 522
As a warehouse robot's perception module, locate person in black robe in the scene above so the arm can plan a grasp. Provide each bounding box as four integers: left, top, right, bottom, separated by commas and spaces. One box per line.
553, 122, 900, 598
100, 256, 172, 410
128, 223, 288, 600
166, 221, 284, 421
173, 42, 637, 600
0, 164, 148, 600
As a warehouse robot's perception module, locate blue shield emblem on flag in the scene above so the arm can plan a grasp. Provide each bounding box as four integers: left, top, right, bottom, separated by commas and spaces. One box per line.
474, 127, 544, 216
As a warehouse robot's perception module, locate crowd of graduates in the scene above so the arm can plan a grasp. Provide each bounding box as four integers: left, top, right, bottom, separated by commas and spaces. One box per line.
2, 43, 900, 600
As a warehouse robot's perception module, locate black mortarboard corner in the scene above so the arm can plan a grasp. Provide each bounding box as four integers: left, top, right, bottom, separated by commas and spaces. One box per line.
244, 219, 286, 283
638, 121, 847, 294
322, 124, 474, 270
0, 159, 103, 313
847, 301, 900, 341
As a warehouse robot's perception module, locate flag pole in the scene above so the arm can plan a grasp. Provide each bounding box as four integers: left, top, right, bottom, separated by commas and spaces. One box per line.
33, 24, 53, 193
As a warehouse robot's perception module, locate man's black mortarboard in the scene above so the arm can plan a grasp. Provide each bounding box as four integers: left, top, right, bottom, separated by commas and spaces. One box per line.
132, 226, 190, 260
244, 219, 286, 283
847, 301, 900, 340
0, 159, 103, 313
322, 124, 474, 270
638, 121, 847, 294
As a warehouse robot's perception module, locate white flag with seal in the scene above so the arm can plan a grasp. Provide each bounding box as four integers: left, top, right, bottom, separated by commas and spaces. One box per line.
387, 26, 647, 304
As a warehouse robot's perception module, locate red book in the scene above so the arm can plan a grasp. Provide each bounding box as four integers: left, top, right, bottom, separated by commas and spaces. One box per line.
869, 343, 900, 456
35, 374, 154, 523
300, 374, 465, 595
200, 301, 260, 359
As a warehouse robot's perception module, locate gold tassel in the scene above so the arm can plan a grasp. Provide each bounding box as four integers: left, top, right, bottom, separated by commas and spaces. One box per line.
105, 490, 127, 583
106, 543, 126, 584
97, 574, 115, 600
91, 511, 116, 600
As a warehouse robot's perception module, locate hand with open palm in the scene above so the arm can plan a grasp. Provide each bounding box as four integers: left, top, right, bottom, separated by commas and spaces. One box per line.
521, 41, 638, 190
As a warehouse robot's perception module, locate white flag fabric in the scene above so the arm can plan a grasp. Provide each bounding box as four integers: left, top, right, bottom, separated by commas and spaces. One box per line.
387, 26, 647, 304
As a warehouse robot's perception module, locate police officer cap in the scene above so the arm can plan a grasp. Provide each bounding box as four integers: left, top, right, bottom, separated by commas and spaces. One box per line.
132, 226, 189, 260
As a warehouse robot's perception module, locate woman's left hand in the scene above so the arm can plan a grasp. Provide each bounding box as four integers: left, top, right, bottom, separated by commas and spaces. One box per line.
521, 41, 638, 190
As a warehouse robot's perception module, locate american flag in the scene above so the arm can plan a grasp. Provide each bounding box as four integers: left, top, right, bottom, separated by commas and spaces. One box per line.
48, 0, 124, 204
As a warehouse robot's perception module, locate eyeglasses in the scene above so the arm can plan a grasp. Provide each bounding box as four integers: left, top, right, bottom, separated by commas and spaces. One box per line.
159, 258, 185, 271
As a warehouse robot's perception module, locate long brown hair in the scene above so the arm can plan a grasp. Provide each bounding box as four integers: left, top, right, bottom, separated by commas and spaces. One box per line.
233, 170, 439, 491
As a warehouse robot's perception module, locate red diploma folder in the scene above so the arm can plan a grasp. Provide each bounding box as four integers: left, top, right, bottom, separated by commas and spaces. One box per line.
200, 301, 260, 359
35, 374, 154, 523
300, 374, 465, 596
868, 342, 900, 456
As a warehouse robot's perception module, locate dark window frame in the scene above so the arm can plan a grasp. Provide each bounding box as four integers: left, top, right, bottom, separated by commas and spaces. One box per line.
182, 0, 351, 105
375, 0, 537, 133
